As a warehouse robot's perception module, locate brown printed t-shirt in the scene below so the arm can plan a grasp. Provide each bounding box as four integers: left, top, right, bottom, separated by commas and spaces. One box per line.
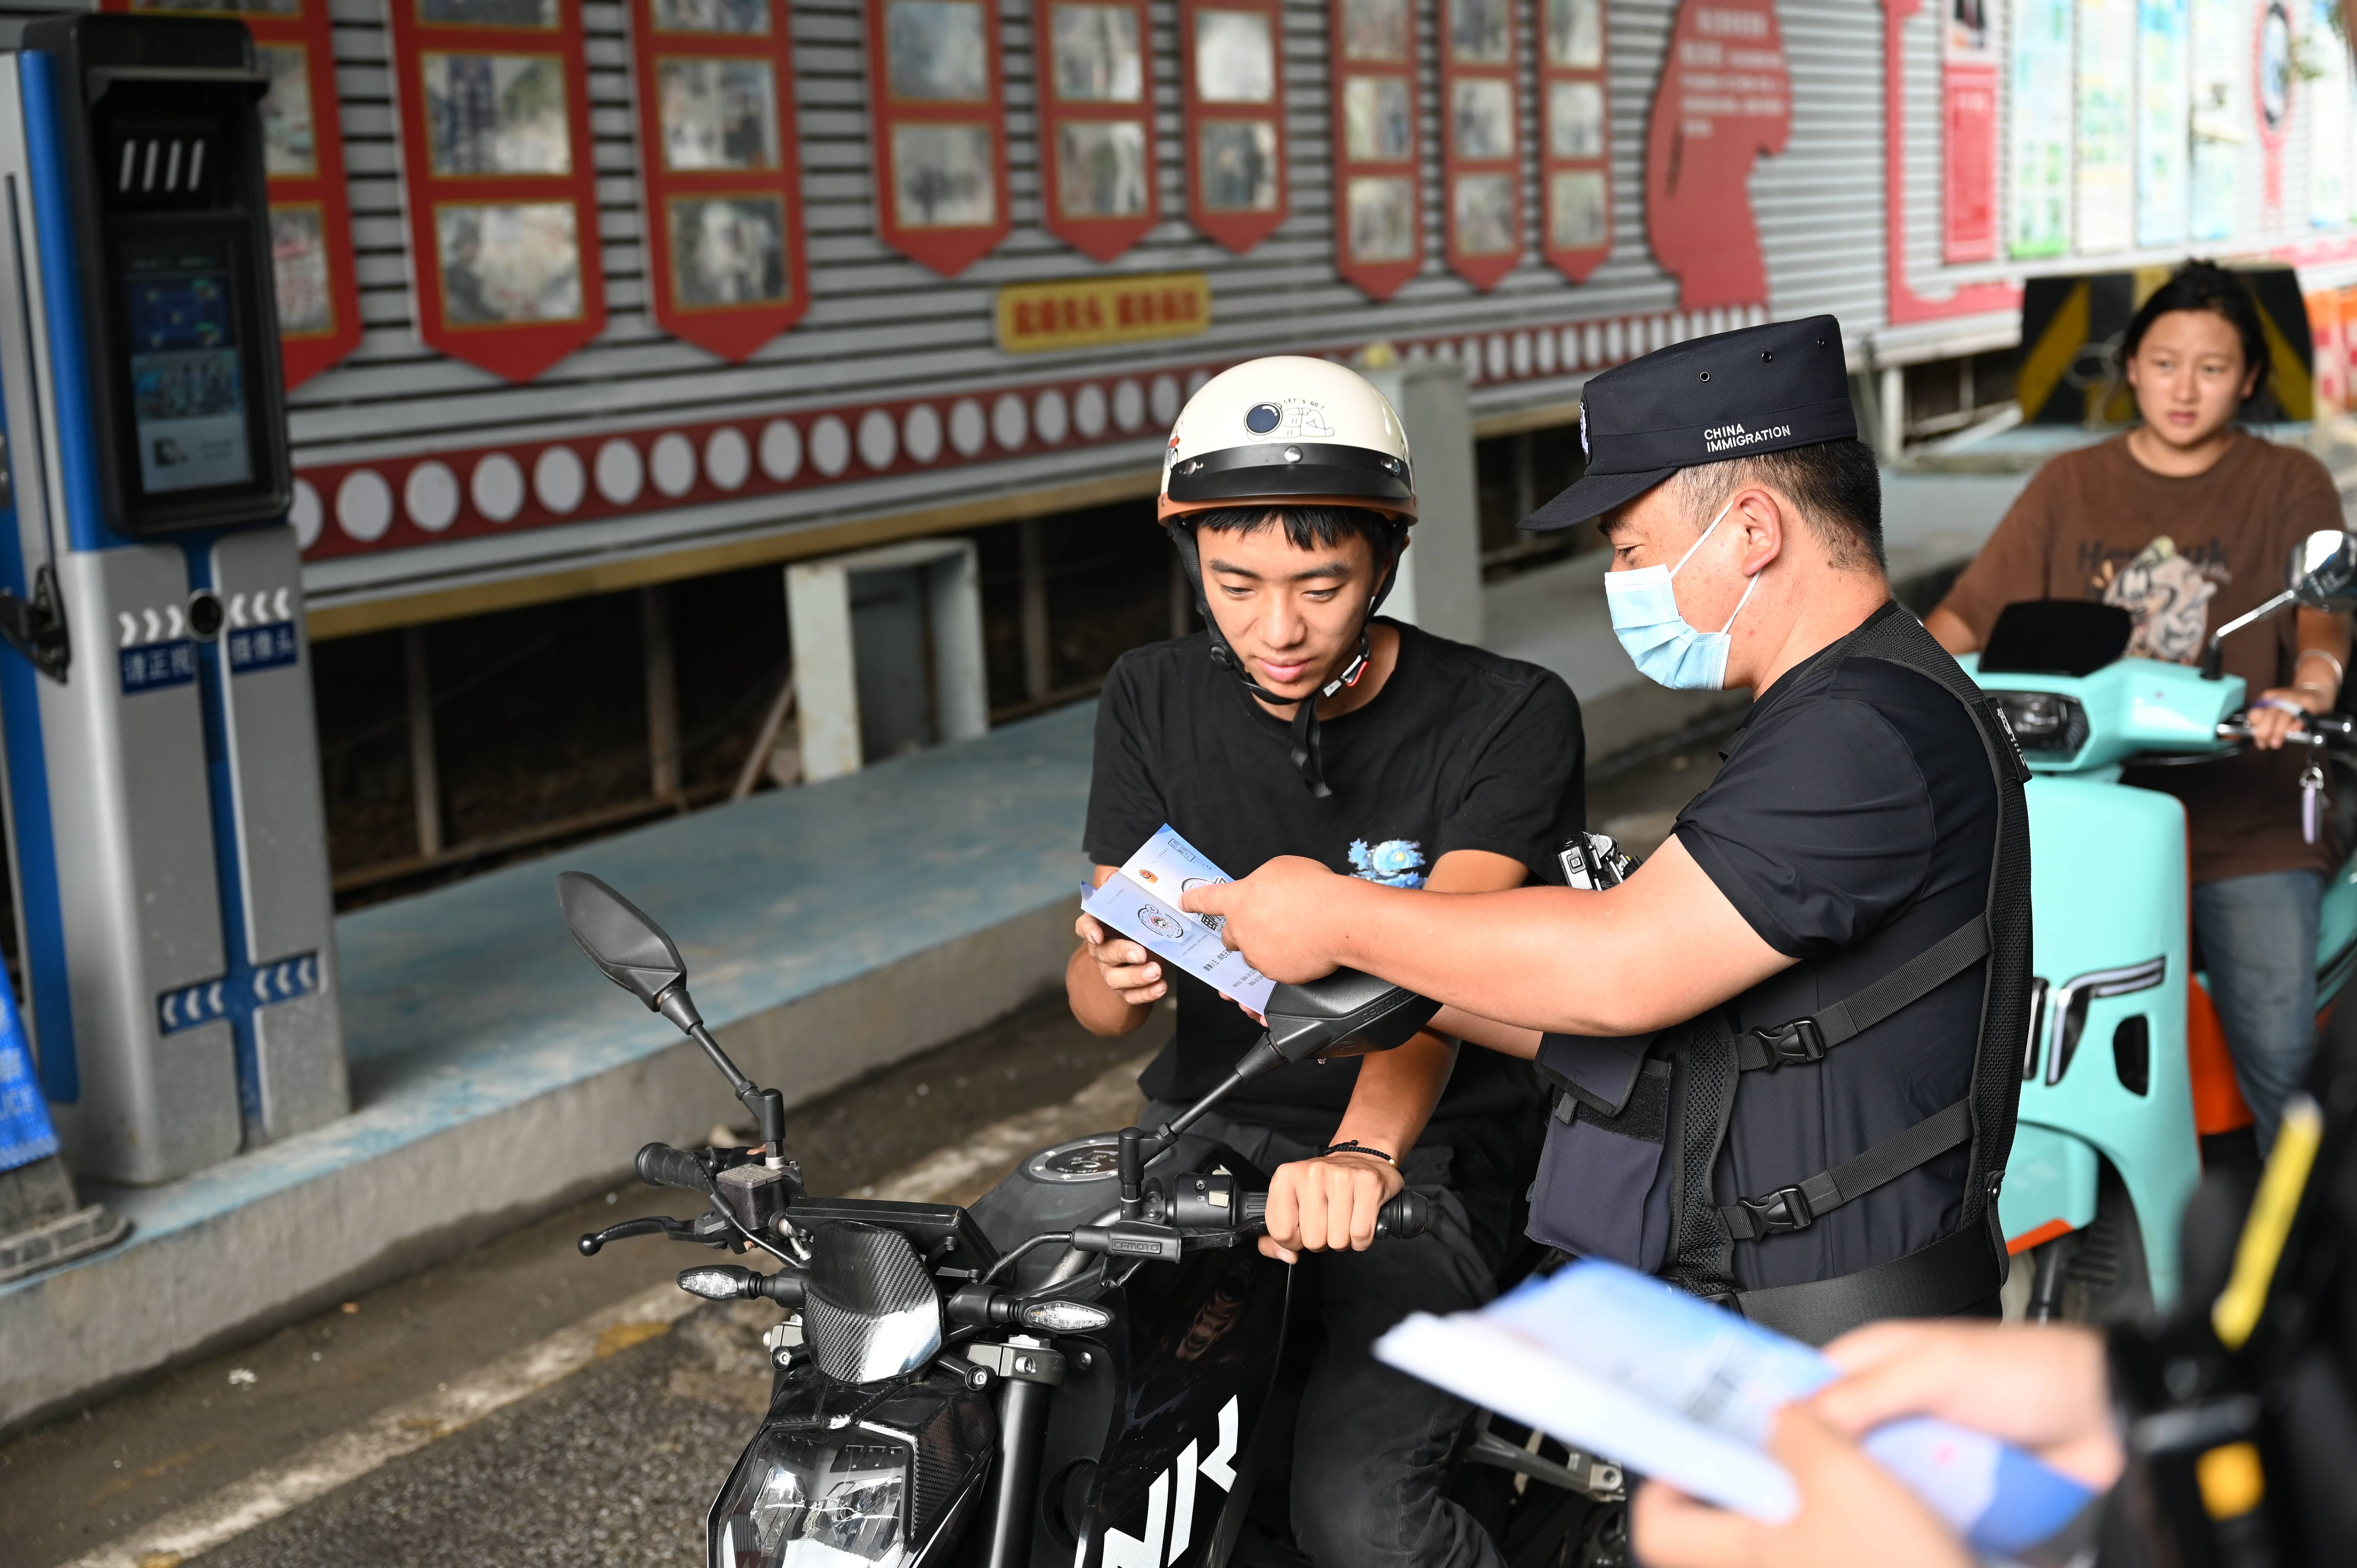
1936, 432, 2343, 885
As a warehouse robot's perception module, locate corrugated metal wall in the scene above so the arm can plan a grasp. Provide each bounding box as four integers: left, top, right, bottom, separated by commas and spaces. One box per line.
0, 0, 2350, 624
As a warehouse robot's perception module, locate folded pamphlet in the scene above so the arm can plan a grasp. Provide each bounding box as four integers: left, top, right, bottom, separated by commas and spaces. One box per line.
1083, 825, 1275, 1014
1374, 1259, 2093, 1555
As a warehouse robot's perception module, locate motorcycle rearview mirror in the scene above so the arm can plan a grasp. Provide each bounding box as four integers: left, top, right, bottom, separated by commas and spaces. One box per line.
1112, 968, 1440, 1217
555, 871, 787, 1162
2290, 529, 2357, 610
2202, 530, 2357, 678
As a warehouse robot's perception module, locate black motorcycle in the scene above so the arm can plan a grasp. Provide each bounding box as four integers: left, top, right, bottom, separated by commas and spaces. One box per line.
560, 871, 1622, 1568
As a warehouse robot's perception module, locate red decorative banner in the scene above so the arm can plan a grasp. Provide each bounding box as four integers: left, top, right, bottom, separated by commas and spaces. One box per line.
1941, 2, 1998, 263
1644, 0, 1789, 312
1439, 0, 1519, 290
385, 0, 606, 383
1179, 0, 1287, 252
1037, 0, 1158, 261
1329, 0, 1423, 299
113, 0, 364, 389
1538, 0, 1611, 283
1880, 0, 2018, 325
866, 0, 1013, 276
630, 0, 810, 360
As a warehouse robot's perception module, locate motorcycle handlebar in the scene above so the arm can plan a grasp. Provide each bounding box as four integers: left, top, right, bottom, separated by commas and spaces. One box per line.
636, 1141, 716, 1195
1236, 1189, 1431, 1240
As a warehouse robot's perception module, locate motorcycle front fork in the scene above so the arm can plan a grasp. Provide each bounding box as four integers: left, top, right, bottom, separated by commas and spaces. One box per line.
980, 1335, 1053, 1568
2025, 1232, 2079, 1322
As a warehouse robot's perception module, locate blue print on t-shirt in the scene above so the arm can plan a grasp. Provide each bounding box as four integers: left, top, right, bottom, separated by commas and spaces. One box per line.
1349, 838, 1428, 888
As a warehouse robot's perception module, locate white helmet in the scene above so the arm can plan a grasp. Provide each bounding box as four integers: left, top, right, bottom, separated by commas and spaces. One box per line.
1158, 356, 1417, 524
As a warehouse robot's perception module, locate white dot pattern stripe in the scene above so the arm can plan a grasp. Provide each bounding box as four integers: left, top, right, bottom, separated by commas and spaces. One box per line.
290, 478, 323, 549
404, 461, 460, 532
857, 409, 897, 470
534, 446, 586, 514
472, 452, 526, 522
809, 415, 851, 477
759, 419, 802, 481
650, 433, 697, 497
704, 427, 751, 490
949, 399, 987, 456
336, 470, 394, 542
903, 404, 943, 464
594, 439, 644, 505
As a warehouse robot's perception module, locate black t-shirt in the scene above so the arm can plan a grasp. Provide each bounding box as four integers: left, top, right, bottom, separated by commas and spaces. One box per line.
1674, 604, 1999, 1290
1084, 620, 1584, 1165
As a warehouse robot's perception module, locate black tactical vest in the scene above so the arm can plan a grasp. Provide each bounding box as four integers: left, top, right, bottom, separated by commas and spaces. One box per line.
1528, 606, 2033, 1344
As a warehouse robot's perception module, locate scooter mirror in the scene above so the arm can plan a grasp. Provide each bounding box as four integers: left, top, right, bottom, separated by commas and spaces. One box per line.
557, 871, 691, 1013
2288, 530, 2357, 610
1263, 968, 1443, 1066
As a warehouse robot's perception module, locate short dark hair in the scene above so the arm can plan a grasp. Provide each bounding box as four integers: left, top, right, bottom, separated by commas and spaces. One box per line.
1182, 505, 1403, 554
1661, 437, 1884, 572
2121, 259, 2269, 401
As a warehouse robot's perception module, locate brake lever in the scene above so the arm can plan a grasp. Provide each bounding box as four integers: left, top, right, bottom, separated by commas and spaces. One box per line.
578, 1214, 709, 1255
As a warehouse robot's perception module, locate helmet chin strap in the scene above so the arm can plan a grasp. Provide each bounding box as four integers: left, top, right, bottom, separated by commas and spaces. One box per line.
1164, 520, 1406, 798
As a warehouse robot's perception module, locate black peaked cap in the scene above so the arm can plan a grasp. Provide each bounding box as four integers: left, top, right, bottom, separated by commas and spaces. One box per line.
1525, 314, 1856, 531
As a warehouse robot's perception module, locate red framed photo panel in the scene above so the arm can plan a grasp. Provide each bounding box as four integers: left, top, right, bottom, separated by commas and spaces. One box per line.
1038, 0, 1158, 260
866, 0, 1013, 276
1180, 0, 1287, 252
1538, 0, 1610, 282
113, 0, 364, 388
1329, 0, 1422, 299
386, 0, 607, 383
631, 0, 810, 360
1440, 0, 1520, 290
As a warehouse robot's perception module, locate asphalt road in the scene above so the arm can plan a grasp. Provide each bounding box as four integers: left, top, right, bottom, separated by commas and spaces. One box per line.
0, 729, 1729, 1568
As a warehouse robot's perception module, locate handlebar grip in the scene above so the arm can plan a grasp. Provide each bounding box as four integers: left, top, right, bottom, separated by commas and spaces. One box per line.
1375, 1191, 1431, 1240
636, 1141, 716, 1195
1232, 1189, 1428, 1239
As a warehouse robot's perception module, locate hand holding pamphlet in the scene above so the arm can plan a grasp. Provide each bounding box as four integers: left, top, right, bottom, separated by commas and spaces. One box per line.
1374, 1259, 2093, 1556
1083, 825, 1276, 1015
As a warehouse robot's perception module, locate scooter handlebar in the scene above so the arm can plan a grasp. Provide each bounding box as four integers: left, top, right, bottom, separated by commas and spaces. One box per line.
636, 1141, 716, 1195
1235, 1189, 1431, 1240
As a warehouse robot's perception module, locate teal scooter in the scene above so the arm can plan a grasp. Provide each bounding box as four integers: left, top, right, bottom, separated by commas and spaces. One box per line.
1966, 529, 2357, 1322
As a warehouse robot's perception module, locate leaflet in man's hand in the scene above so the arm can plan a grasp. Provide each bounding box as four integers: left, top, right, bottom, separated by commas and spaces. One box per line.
1374, 1259, 2093, 1556
1083, 825, 1275, 1013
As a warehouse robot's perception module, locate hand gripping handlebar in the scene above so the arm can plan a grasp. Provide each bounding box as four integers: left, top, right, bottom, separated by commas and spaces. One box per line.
1238, 1188, 1432, 1240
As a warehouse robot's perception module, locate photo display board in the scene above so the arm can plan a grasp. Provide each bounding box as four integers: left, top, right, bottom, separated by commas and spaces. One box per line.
629, 0, 809, 359
386, 0, 607, 382
1179, 0, 1287, 251
1539, 0, 1610, 282
1440, 0, 1520, 289
1039, 0, 1159, 260
1329, 0, 1423, 298
114, 0, 363, 389
866, 0, 1014, 275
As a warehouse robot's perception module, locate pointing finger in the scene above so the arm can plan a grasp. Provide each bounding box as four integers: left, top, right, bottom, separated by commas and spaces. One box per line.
1179, 880, 1237, 915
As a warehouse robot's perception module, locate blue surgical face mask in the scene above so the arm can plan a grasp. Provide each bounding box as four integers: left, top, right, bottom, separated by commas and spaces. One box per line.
1604, 498, 1759, 690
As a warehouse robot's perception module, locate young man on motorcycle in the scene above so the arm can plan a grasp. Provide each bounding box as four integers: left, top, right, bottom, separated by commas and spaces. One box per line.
1926, 260, 2352, 1151
1189, 316, 2034, 1341
1067, 357, 1585, 1568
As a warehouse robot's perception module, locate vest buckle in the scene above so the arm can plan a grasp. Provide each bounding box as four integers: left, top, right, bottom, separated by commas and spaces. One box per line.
1751, 1016, 1827, 1070
1738, 1184, 1816, 1236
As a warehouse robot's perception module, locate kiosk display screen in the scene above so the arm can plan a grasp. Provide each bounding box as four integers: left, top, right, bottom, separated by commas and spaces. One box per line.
121, 236, 253, 496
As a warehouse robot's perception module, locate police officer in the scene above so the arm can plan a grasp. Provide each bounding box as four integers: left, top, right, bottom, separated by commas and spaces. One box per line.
1192, 315, 2035, 1342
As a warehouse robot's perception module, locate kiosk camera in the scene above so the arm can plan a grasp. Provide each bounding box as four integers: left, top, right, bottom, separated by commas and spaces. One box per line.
0, 15, 344, 1185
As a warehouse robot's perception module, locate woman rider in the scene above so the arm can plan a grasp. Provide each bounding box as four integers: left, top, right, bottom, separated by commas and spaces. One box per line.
1928, 260, 2352, 1151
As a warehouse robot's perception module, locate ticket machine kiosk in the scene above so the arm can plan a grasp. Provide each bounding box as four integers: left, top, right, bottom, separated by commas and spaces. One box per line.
0, 16, 344, 1185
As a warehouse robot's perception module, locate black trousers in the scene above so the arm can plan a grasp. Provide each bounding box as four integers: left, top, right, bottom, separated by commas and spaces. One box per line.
1144, 1102, 1522, 1568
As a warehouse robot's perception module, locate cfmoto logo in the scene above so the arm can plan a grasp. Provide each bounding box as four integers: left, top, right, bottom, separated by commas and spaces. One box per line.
1244, 403, 1283, 434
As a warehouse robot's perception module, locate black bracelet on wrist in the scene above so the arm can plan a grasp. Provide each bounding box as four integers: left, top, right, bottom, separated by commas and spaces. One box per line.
1319, 1140, 1398, 1167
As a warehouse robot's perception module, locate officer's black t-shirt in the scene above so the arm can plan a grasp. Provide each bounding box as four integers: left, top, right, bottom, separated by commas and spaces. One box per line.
1084, 619, 1583, 1171
1673, 603, 1999, 1291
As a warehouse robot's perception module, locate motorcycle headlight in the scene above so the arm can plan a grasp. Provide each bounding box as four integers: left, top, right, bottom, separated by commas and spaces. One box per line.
1989, 690, 2088, 755
712, 1428, 912, 1568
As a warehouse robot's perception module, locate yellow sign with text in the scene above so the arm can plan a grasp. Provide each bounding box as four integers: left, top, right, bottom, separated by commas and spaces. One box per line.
995, 272, 1212, 354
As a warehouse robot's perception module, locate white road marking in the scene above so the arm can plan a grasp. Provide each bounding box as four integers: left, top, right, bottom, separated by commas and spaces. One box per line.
59, 1050, 1153, 1568
59, 1284, 701, 1568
